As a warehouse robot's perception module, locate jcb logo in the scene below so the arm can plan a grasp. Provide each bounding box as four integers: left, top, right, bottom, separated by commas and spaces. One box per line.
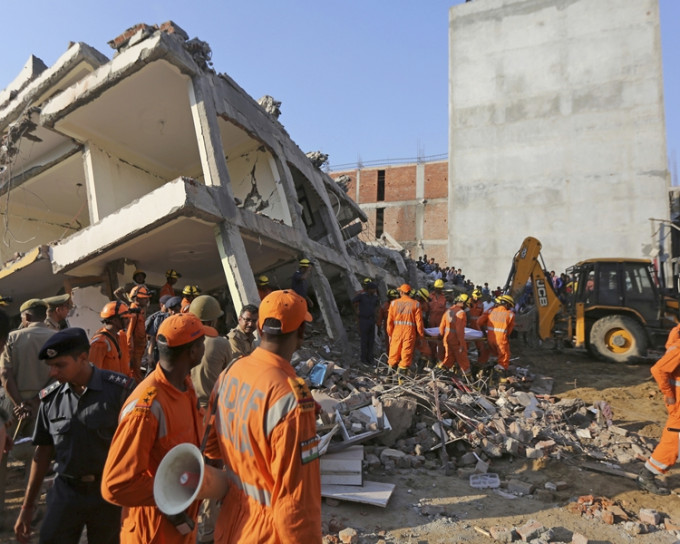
536, 279, 549, 307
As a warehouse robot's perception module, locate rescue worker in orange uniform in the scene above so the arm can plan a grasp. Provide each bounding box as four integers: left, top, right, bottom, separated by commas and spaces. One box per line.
415, 288, 436, 368
483, 295, 515, 371
181, 285, 201, 313
428, 280, 447, 328
90, 301, 131, 375
204, 290, 321, 543
377, 289, 398, 352
386, 284, 425, 382
257, 275, 274, 301
428, 279, 448, 363
159, 269, 181, 299
467, 289, 490, 366
637, 339, 680, 495
437, 294, 471, 375
665, 323, 680, 350
101, 313, 217, 543
126, 285, 151, 381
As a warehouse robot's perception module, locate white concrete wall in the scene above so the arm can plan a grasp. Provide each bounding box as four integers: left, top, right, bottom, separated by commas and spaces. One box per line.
449, 0, 669, 286
84, 143, 166, 222
226, 144, 291, 225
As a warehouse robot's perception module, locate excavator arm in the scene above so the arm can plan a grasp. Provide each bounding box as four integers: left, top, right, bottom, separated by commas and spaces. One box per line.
504, 237, 563, 340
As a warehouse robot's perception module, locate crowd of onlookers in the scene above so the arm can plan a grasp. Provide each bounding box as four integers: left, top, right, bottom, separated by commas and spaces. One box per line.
415, 255, 503, 298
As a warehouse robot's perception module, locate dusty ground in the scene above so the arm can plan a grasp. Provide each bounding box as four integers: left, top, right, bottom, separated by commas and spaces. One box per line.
0, 340, 677, 543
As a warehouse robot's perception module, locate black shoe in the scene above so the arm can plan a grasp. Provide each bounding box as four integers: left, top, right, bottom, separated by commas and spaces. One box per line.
637, 468, 670, 495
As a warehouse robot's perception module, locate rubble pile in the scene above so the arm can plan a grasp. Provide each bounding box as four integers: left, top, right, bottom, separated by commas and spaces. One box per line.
564, 497, 680, 538
295, 331, 654, 476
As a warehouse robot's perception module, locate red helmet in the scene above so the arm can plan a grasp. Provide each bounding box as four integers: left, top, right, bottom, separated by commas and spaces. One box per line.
100, 301, 130, 319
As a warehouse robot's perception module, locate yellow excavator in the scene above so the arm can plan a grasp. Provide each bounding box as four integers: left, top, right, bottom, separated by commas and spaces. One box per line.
504, 237, 679, 363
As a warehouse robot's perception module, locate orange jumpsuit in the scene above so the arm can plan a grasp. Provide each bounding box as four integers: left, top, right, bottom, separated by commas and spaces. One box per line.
439, 305, 470, 373
386, 296, 425, 370
428, 291, 447, 362
257, 286, 274, 301
467, 300, 490, 364
428, 292, 447, 328
181, 297, 192, 313
645, 343, 680, 476
666, 324, 680, 350
126, 303, 147, 381
90, 327, 130, 375
101, 365, 203, 544
159, 282, 176, 299
485, 306, 515, 369
204, 347, 321, 543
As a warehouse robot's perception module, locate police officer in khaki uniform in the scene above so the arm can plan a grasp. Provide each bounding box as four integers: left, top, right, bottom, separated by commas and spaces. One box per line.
14, 328, 134, 544
227, 304, 259, 362
44, 293, 72, 331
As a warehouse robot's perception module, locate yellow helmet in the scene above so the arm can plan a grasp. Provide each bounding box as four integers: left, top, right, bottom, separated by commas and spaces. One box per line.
455, 293, 469, 305
182, 285, 201, 296
417, 288, 430, 300
388, 289, 399, 299
433, 279, 445, 289
165, 269, 181, 279
498, 294, 515, 306
362, 277, 372, 285
472, 289, 482, 300
299, 258, 311, 267
257, 275, 270, 286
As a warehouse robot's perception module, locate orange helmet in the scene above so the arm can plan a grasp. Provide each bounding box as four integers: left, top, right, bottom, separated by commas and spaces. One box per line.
130, 285, 151, 299
100, 301, 130, 319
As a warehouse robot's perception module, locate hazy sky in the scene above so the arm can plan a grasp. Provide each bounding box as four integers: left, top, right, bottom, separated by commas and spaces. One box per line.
0, 0, 676, 175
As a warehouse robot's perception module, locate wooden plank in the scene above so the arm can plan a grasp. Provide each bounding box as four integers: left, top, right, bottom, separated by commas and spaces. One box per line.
581, 461, 638, 480
321, 480, 396, 507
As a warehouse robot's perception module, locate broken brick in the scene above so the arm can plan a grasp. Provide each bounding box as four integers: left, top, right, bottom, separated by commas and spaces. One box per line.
571, 533, 589, 544
639, 508, 661, 525
489, 526, 516, 543
516, 519, 543, 541
507, 479, 535, 496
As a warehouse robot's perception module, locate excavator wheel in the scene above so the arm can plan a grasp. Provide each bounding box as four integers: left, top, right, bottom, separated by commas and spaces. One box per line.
589, 315, 647, 363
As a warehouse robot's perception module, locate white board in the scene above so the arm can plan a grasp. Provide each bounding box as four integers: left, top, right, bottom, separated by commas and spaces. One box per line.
321, 480, 396, 507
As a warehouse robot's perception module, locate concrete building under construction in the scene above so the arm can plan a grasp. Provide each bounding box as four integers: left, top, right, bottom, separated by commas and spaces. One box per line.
448, 0, 670, 284
0, 22, 407, 343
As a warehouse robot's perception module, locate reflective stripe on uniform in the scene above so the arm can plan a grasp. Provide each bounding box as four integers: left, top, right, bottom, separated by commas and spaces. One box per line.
672, 379, 680, 387
646, 456, 668, 475
489, 327, 507, 333
394, 320, 415, 326
225, 466, 272, 506
119, 399, 168, 438
264, 392, 297, 438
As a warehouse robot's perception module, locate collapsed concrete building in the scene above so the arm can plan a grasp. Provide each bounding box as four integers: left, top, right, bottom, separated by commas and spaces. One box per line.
0, 22, 407, 344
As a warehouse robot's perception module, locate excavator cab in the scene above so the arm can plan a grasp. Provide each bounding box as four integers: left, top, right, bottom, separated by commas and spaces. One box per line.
568, 259, 673, 362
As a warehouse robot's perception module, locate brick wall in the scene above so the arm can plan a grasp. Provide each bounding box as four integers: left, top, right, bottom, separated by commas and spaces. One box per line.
384, 205, 417, 240
358, 170, 378, 203
423, 202, 448, 240
384, 166, 416, 202
424, 162, 448, 199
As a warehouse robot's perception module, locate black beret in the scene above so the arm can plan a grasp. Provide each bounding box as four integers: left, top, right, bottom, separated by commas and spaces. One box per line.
165, 296, 182, 309
39, 328, 90, 360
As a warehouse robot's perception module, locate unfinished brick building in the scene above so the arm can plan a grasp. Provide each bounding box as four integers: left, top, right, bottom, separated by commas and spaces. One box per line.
330, 159, 449, 267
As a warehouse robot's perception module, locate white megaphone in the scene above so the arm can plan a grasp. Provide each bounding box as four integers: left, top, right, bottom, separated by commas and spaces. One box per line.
154, 443, 230, 515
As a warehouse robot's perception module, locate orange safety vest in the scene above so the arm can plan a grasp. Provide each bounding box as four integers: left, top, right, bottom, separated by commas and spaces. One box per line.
205, 348, 321, 543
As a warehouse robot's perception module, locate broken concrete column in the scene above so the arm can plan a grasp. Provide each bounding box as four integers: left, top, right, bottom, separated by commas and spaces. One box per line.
214, 222, 260, 314
309, 264, 349, 347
